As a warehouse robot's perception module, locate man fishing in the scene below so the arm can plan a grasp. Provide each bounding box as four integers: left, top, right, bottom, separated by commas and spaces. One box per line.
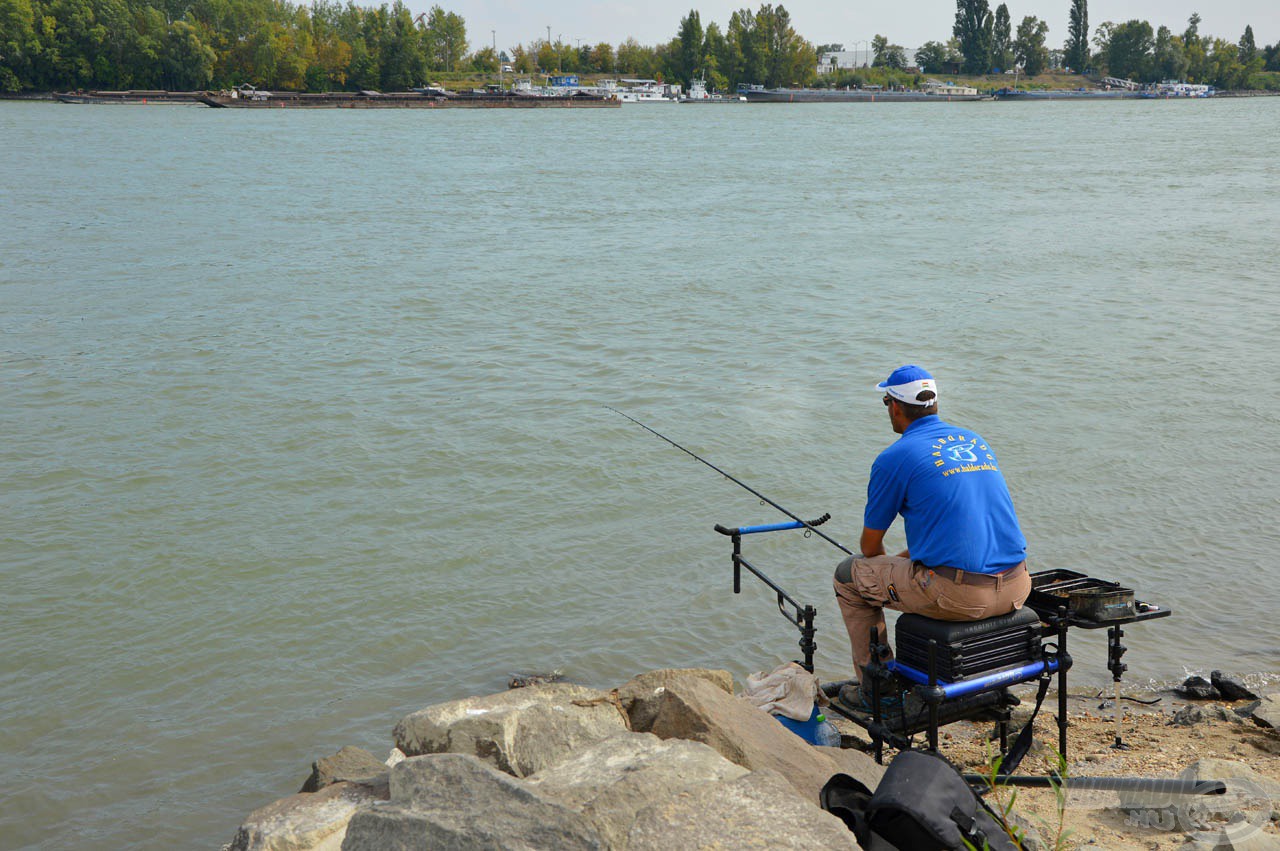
834, 364, 1031, 708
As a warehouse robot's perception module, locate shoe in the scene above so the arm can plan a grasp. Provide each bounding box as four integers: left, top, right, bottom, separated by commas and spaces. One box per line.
838, 683, 904, 714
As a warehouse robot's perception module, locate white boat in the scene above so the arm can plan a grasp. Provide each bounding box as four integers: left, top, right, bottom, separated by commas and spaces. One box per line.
678, 79, 745, 103
615, 79, 679, 103
1150, 81, 1215, 98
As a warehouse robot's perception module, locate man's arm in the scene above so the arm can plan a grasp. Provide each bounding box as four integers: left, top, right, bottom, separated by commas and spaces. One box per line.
859, 526, 910, 559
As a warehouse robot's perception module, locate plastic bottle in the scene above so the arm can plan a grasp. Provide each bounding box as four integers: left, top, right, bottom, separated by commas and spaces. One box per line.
814, 714, 842, 748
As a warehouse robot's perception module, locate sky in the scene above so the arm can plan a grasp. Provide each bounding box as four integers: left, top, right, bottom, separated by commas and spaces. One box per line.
416, 1, 1279, 55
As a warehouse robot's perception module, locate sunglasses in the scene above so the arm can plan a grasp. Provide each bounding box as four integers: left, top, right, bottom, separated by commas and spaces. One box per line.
883, 395, 892, 407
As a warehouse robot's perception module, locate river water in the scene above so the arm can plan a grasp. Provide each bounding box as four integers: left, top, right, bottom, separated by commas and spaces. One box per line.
2, 97, 1278, 848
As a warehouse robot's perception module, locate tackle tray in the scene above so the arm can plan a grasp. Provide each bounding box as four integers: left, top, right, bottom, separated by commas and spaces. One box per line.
895, 607, 1043, 683
1026, 570, 1135, 621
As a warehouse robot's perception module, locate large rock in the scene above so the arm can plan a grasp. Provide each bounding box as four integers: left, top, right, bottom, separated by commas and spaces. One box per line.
392, 683, 629, 777
644, 673, 879, 803
341, 753, 603, 851
626, 768, 862, 850
1250, 694, 1280, 730
1179, 676, 1219, 700
1212, 671, 1261, 703
615, 668, 734, 733
228, 781, 385, 851
1170, 758, 1280, 851
527, 732, 749, 848
818, 746, 886, 793
300, 746, 388, 794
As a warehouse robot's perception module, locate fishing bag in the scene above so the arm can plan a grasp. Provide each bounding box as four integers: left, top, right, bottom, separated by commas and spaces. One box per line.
820, 750, 1019, 851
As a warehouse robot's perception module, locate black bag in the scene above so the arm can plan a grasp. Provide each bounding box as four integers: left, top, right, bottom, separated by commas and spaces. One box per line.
821, 751, 1019, 851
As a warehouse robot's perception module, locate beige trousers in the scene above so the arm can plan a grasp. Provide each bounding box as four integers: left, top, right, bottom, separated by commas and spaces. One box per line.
833, 555, 1031, 678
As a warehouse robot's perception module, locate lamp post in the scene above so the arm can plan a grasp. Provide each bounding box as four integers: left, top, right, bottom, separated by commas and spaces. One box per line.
852, 40, 868, 68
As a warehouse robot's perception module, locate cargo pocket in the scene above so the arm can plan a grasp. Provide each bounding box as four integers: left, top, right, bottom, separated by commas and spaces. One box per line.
851, 559, 892, 606
934, 594, 988, 619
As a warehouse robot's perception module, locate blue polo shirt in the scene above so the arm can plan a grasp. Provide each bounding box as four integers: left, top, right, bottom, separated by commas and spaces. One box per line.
864, 415, 1026, 574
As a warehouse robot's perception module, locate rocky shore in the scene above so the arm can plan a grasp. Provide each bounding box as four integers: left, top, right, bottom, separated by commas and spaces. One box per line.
225, 668, 1280, 851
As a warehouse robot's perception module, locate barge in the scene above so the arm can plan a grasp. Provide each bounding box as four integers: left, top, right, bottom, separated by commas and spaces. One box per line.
199, 86, 619, 109
55, 90, 207, 105
739, 83, 987, 103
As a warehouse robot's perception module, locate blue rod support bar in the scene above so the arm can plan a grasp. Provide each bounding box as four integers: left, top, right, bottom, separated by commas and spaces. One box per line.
734, 520, 807, 536
887, 658, 1061, 700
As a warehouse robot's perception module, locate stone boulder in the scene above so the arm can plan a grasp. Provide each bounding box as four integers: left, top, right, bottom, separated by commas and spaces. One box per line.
644, 673, 881, 803
1250, 694, 1280, 730
341, 753, 603, 851
615, 668, 734, 733
299, 746, 388, 794
625, 768, 862, 850
527, 732, 749, 848
1212, 671, 1261, 703
392, 683, 629, 777
818, 746, 886, 793
228, 780, 386, 851
1179, 676, 1219, 700
1172, 705, 1205, 727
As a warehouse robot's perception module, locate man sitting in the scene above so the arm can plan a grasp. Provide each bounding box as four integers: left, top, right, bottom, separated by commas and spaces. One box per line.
834, 364, 1031, 707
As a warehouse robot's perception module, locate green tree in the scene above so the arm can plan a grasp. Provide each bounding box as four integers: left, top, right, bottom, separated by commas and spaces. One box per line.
953, 0, 993, 74
871, 34, 905, 69
992, 3, 1012, 70
1264, 42, 1280, 72
758, 4, 814, 86
1152, 26, 1187, 81
468, 44, 495, 72
1182, 12, 1200, 45
0, 0, 38, 89
673, 8, 701, 84
615, 37, 655, 75
699, 21, 726, 87
380, 2, 424, 88
914, 40, 953, 73
1205, 36, 1249, 88
509, 43, 533, 73
726, 6, 764, 85
421, 4, 464, 71
1103, 19, 1153, 81
588, 41, 613, 73
162, 18, 215, 88
1064, 0, 1088, 71
1238, 25, 1256, 64
1013, 15, 1049, 76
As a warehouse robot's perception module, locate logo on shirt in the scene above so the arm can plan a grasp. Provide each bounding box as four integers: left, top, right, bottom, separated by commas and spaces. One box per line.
932, 434, 998, 476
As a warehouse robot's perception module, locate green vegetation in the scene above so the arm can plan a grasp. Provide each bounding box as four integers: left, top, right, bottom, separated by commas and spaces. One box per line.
0, 0, 817, 93
0, 0, 1275, 94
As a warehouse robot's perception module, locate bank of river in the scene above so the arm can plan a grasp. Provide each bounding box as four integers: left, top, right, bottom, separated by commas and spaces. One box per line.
2, 98, 1278, 848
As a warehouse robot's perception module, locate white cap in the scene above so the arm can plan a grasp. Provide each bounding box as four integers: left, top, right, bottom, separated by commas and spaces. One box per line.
875, 364, 939, 407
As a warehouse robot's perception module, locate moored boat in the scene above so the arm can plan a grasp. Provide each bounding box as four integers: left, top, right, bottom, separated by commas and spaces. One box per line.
199, 84, 619, 109
738, 84, 987, 103
55, 90, 207, 105
993, 88, 1145, 100
614, 79, 679, 103
678, 79, 745, 103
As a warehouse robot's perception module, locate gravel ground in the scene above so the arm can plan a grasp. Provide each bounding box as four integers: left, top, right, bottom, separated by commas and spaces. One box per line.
831, 687, 1280, 850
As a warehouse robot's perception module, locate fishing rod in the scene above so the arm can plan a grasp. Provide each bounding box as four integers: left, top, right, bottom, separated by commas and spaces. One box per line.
605, 406, 854, 555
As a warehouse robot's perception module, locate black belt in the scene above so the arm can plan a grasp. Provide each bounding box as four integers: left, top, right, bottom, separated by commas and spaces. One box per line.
918, 562, 1026, 587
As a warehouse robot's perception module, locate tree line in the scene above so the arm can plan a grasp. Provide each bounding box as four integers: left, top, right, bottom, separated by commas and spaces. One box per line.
945, 0, 1279, 87
1, 0, 1276, 93
0, 0, 816, 93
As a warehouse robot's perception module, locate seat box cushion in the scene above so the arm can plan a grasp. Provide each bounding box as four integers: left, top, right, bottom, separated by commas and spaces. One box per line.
895, 607, 1042, 682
